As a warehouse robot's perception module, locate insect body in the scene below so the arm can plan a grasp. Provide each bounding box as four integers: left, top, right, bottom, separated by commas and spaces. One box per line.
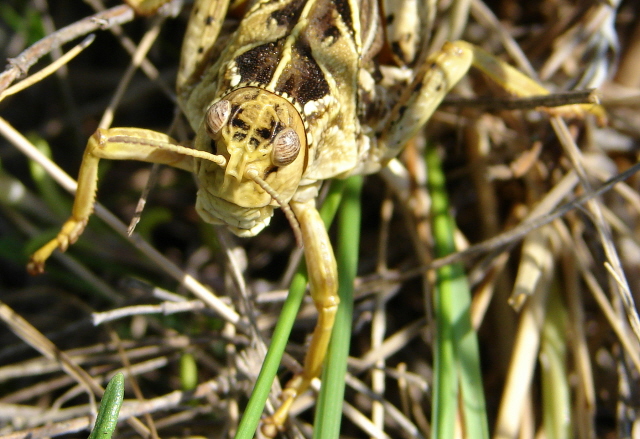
29, 0, 600, 434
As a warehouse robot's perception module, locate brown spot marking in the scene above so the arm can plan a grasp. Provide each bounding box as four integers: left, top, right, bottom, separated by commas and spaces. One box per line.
232, 117, 251, 130
233, 132, 247, 141
276, 36, 329, 105
256, 127, 272, 139
269, 0, 305, 27
235, 40, 284, 85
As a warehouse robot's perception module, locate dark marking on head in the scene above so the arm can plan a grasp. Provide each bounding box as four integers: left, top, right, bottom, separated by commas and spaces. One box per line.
232, 117, 251, 131
198, 47, 204, 54
205, 15, 213, 25
386, 13, 395, 25
256, 127, 271, 139
233, 132, 247, 141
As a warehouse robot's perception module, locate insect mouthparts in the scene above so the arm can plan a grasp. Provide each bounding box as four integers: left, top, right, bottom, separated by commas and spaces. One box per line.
245, 168, 303, 247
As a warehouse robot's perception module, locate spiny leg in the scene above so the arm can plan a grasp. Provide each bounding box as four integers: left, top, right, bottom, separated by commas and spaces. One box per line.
454, 40, 605, 121
262, 198, 339, 437
126, 0, 231, 90
381, 40, 605, 156
381, 41, 474, 155
177, 0, 230, 93
28, 127, 201, 274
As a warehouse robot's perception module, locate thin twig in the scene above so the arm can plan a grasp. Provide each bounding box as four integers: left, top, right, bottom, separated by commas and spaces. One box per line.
0, 5, 135, 93
442, 89, 599, 111
92, 301, 206, 325
0, 35, 95, 102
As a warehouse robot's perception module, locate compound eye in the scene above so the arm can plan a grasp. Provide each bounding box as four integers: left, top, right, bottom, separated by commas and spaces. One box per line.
271, 127, 301, 167
206, 100, 231, 136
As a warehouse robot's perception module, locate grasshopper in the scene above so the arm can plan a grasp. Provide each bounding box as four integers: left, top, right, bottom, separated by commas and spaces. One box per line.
28, 0, 601, 434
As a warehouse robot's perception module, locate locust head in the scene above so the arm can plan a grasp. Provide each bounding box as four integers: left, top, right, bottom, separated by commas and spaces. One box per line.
193, 87, 307, 239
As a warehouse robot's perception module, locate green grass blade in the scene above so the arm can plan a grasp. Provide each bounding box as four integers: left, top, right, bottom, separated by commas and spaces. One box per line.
87, 372, 125, 439
541, 287, 570, 439
426, 146, 488, 439
234, 180, 347, 439
314, 175, 363, 439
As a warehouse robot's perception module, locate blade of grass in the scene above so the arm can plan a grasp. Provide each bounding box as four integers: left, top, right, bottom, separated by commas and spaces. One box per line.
234, 179, 348, 439
314, 175, 363, 439
541, 286, 571, 439
426, 146, 488, 439
87, 372, 125, 439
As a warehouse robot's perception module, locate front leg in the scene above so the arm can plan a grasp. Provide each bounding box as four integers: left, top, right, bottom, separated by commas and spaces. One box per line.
28, 127, 209, 274
262, 198, 339, 436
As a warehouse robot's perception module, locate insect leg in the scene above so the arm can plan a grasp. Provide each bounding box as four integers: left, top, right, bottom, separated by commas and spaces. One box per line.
28, 127, 195, 274
177, 0, 231, 93
381, 41, 605, 157
381, 41, 473, 156
262, 198, 339, 436
453, 41, 606, 122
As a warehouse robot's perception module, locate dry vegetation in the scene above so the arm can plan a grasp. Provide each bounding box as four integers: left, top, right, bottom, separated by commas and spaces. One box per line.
1, 0, 640, 438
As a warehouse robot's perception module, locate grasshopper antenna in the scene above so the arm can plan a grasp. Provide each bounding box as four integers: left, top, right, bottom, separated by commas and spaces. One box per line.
119, 135, 227, 235
176, 145, 227, 167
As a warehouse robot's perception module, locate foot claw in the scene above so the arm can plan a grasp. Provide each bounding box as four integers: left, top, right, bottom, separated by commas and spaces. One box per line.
261, 392, 296, 437
260, 417, 284, 438
27, 237, 62, 275
26, 259, 44, 276
27, 218, 87, 275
